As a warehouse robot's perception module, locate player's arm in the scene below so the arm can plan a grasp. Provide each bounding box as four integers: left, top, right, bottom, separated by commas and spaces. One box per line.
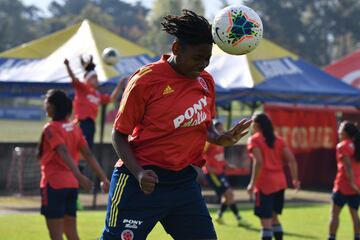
207, 119, 252, 147
80, 144, 110, 193
109, 77, 128, 102
282, 147, 301, 191
56, 144, 92, 191
247, 146, 263, 194
341, 155, 360, 194
64, 58, 80, 84
112, 129, 158, 194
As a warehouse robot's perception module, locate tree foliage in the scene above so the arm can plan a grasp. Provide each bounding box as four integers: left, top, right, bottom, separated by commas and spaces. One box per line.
244, 0, 360, 66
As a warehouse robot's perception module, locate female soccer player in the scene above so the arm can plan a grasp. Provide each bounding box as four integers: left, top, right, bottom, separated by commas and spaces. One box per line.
64, 56, 123, 148
328, 121, 360, 240
203, 120, 247, 226
39, 89, 110, 240
247, 113, 300, 240
100, 10, 251, 240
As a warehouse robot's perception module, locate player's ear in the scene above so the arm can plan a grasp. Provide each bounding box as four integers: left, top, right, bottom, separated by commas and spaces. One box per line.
171, 40, 181, 56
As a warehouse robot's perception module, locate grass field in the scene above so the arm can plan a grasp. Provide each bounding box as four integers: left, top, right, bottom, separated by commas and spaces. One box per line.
0, 203, 355, 240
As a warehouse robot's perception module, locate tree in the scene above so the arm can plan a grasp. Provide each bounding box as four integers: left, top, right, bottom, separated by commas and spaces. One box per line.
0, 0, 43, 51
141, 0, 206, 54
244, 0, 360, 66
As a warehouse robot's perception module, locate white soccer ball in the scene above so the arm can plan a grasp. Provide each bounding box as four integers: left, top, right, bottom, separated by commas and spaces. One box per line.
212, 5, 263, 55
102, 47, 119, 65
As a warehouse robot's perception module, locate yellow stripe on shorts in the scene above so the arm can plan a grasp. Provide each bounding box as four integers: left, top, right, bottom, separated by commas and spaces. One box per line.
109, 173, 129, 227
209, 173, 222, 187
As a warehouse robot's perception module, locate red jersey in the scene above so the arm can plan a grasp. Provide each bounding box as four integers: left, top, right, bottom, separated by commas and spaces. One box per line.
114, 55, 216, 171
73, 80, 111, 121
202, 143, 226, 175
333, 140, 360, 195
247, 132, 287, 194
39, 120, 87, 189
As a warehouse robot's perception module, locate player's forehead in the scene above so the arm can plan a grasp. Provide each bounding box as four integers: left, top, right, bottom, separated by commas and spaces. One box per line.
182, 43, 212, 56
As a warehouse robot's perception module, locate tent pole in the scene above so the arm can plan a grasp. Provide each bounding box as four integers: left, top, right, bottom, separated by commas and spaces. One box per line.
92, 104, 107, 209
227, 101, 233, 129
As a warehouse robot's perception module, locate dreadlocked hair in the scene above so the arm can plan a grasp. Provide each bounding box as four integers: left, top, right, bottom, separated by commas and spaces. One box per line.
161, 9, 213, 45
80, 55, 96, 77
342, 121, 360, 161
253, 113, 276, 148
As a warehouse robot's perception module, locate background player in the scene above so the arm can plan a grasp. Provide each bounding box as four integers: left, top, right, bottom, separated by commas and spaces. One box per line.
100, 10, 251, 240
202, 120, 247, 226
247, 113, 300, 240
328, 121, 360, 240
64, 56, 123, 148
38, 89, 110, 240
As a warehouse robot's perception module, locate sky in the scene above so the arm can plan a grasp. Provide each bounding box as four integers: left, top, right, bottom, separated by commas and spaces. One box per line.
22, 0, 243, 19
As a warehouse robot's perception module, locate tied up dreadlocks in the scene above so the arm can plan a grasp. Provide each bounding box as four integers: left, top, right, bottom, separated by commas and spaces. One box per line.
161, 9, 213, 45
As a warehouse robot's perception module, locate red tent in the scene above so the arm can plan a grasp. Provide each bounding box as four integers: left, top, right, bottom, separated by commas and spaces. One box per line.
324, 50, 360, 89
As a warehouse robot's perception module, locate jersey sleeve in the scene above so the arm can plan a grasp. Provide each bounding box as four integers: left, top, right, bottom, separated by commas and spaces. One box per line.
113, 67, 152, 135
100, 94, 111, 104
72, 79, 87, 91
338, 142, 353, 159
76, 126, 88, 149
43, 125, 65, 150
247, 135, 260, 152
205, 73, 217, 119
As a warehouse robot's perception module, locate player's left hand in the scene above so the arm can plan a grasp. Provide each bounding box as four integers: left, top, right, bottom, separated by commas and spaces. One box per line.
217, 119, 252, 146
246, 183, 254, 195
100, 179, 110, 193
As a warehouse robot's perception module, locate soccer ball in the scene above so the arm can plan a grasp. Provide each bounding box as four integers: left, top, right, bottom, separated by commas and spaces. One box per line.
102, 47, 119, 65
212, 5, 263, 55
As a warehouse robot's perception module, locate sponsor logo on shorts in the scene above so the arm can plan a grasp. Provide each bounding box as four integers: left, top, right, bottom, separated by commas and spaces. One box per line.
123, 219, 143, 229
121, 229, 134, 240
173, 96, 208, 128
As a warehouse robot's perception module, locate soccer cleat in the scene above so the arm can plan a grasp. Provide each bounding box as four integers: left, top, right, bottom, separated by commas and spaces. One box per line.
215, 217, 225, 225
237, 218, 251, 227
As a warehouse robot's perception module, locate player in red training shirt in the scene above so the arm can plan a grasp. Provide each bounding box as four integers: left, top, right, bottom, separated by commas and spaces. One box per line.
203, 120, 248, 226
328, 121, 360, 240
64, 56, 123, 148
38, 89, 110, 240
100, 10, 251, 240
247, 113, 300, 240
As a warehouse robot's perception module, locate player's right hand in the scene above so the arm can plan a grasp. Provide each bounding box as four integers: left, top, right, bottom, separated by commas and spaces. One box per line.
64, 58, 69, 65
137, 170, 159, 195
79, 174, 93, 192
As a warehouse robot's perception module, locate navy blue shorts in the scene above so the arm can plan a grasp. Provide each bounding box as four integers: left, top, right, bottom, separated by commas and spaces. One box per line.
254, 189, 285, 218
100, 165, 217, 240
332, 192, 360, 210
40, 184, 78, 218
206, 173, 230, 196
79, 118, 95, 148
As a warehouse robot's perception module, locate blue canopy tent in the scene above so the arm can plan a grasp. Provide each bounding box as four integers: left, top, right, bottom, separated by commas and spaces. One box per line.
215, 58, 360, 107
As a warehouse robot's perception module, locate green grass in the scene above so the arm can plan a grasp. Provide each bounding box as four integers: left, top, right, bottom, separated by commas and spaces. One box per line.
0, 119, 114, 143
0, 204, 355, 240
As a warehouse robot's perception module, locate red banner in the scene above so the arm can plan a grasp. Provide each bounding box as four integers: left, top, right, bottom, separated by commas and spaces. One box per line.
265, 105, 337, 153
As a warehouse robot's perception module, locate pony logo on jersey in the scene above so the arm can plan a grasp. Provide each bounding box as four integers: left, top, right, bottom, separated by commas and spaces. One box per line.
121, 229, 134, 240
86, 94, 100, 104
173, 96, 208, 128
62, 122, 74, 132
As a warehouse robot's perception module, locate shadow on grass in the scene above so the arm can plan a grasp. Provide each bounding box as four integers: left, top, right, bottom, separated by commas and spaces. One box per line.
221, 223, 319, 239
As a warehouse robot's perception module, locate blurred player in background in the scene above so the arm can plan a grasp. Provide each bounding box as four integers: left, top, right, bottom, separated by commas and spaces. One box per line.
328, 121, 360, 240
100, 10, 251, 240
203, 120, 248, 226
64, 56, 123, 148
247, 113, 300, 240
38, 89, 110, 240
